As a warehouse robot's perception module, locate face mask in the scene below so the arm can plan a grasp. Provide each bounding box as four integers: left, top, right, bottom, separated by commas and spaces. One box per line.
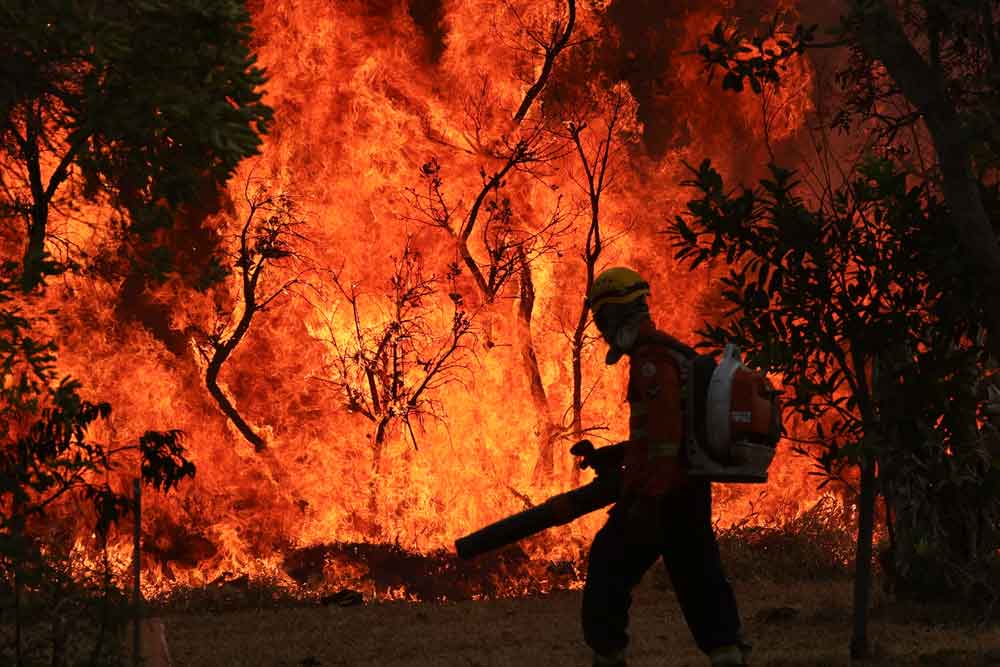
604, 319, 640, 365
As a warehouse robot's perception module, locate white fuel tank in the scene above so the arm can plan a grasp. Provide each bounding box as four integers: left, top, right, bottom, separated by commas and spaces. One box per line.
685, 344, 779, 483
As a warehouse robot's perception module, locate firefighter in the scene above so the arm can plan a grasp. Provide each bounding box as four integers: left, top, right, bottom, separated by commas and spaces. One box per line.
582, 267, 751, 667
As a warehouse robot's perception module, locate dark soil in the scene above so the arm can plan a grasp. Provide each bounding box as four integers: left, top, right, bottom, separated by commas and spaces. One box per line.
164, 571, 1000, 666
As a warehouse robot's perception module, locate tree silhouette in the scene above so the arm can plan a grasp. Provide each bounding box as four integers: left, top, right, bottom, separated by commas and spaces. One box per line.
560, 79, 640, 484
313, 239, 473, 532
0, 0, 272, 292
193, 178, 310, 452
405, 0, 580, 494
668, 154, 996, 656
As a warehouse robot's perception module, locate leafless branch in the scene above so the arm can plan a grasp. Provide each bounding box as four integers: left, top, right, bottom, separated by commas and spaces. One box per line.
194, 177, 312, 452
312, 237, 475, 461
559, 81, 638, 460
510, 0, 577, 123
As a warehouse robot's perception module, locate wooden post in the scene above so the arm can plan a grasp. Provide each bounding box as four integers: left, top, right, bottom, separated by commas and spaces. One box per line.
13, 506, 22, 667
132, 478, 142, 667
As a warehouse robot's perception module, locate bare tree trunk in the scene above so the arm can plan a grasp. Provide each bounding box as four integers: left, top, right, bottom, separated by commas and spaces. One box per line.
566, 113, 614, 485
851, 454, 877, 659
24, 201, 47, 293
203, 183, 304, 453
13, 441, 26, 667
845, 347, 879, 658
22, 110, 48, 293
205, 367, 264, 450
367, 417, 391, 536
19, 103, 79, 292
89, 535, 114, 665
571, 305, 586, 439
568, 283, 597, 488
569, 301, 587, 487
569, 205, 603, 486
881, 481, 897, 591
131, 479, 142, 667
13, 534, 23, 667
570, 241, 596, 441
512, 0, 576, 123
205, 361, 265, 451
205, 304, 265, 451
519, 258, 557, 486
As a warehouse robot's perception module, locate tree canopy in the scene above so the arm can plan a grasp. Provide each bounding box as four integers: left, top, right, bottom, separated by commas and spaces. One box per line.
680, 2, 1000, 650
696, 0, 1000, 361
0, 0, 273, 290
0, 2, 273, 659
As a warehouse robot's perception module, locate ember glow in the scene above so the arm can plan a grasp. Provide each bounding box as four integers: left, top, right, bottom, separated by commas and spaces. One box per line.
44, 0, 828, 599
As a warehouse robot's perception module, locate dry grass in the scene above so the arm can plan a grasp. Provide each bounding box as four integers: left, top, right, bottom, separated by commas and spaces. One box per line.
164, 572, 1000, 666
158, 502, 1000, 665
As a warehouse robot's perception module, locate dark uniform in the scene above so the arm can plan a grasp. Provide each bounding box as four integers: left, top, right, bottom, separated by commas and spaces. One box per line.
581, 321, 743, 659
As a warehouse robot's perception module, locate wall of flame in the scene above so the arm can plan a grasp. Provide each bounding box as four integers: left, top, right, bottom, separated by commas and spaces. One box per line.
43, 0, 835, 594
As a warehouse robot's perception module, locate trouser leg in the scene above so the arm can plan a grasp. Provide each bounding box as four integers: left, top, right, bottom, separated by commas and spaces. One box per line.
660, 480, 743, 655
581, 505, 660, 657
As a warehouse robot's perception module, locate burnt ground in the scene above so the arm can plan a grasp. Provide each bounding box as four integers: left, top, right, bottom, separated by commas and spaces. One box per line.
164, 570, 1000, 666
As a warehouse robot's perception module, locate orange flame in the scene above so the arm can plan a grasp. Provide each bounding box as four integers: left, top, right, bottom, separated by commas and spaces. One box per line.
37, 0, 830, 599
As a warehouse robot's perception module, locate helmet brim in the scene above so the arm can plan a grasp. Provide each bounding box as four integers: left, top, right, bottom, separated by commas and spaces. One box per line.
589, 286, 651, 313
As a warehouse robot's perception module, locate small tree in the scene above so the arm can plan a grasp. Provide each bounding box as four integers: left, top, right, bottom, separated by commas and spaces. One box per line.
313, 239, 473, 533
667, 155, 996, 655
193, 178, 309, 452
0, 262, 195, 664
405, 153, 572, 487
543, 78, 640, 484
404, 0, 579, 495
0, 0, 272, 291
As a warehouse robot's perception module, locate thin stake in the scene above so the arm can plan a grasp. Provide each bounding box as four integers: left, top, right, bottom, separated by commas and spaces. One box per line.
132, 478, 142, 667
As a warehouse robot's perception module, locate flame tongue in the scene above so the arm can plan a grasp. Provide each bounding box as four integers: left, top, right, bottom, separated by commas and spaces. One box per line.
39, 0, 831, 599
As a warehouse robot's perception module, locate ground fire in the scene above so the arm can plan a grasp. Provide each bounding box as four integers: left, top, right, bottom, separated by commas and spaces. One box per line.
9, 0, 1000, 664
11, 0, 1000, 650
15, 0, 830, 603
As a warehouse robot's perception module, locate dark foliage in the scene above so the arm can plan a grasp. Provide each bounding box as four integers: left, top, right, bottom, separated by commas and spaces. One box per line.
667, 154, 1000, 611
0, 259, 196, 663
0, 0, 273, 290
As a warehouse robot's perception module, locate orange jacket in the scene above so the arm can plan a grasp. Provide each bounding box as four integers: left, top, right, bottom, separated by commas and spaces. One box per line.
623, 321, 691, 497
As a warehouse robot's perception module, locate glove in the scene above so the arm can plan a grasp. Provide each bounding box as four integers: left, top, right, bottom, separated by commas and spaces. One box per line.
571, 440, 625, 478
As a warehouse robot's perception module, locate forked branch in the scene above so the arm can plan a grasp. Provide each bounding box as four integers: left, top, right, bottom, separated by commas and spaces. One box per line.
197, 179, 309, 451
317, 239, 474, 455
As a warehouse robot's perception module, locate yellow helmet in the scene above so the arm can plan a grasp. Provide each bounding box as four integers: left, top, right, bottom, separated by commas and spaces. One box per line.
588, 267, 650, 313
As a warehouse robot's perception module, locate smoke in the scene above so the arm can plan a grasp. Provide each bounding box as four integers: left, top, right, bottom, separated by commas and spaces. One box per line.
409, 0, 449, 63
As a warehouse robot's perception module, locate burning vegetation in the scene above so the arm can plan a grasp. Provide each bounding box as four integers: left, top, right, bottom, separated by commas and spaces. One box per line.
2, 0, 1000, 663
